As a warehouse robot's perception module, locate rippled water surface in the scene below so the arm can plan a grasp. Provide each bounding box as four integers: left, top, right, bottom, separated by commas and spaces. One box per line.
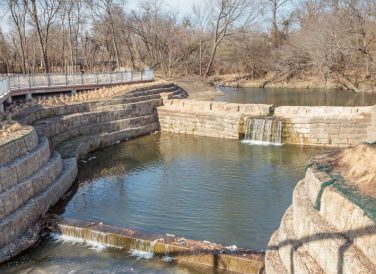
1, 133, 329, 273
53, 133, 327, 249
215, 86, 376, 106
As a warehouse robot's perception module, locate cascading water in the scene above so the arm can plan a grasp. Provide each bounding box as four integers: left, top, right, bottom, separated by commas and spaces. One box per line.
243, 117, 283, 145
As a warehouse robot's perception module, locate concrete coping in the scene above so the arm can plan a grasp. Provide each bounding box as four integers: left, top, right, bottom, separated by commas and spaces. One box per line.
161, 99, 273, 116
275, 106, 372, 118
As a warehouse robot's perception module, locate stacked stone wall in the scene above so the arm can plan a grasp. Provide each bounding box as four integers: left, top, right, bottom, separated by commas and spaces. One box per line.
275, 106, 372, 147
158, 100, 273, 139
265, 153, 376, 274
0, 127, 38, 165
366, 105, 376, 143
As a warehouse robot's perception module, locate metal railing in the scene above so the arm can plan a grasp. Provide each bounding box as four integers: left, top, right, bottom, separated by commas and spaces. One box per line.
0, 69, 154, 98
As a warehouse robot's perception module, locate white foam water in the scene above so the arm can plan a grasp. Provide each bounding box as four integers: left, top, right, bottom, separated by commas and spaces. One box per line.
129, 250, 154, 260
241, 140, 283, 146
49, 233, 118, 251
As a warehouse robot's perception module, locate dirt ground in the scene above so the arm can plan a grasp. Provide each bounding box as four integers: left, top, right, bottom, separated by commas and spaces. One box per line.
161, 75, 223, 101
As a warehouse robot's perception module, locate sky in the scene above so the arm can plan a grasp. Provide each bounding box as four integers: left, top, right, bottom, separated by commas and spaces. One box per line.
0, 0, 200, 33
127, 0, 199, 14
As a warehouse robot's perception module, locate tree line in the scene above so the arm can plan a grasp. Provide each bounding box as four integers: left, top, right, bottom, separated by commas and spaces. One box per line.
0, 0, 376, 92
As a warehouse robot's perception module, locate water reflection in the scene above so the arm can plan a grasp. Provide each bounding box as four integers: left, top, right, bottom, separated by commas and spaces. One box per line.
215, 87, 376, 106
52, 133, 328, 250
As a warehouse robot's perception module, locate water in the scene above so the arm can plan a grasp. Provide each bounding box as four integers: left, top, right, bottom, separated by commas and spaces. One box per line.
0, 236, 199, 274
1, 133, 328, 273
52, 133, 327, 250
215, 86, 376, 106
243, 118, 283, 145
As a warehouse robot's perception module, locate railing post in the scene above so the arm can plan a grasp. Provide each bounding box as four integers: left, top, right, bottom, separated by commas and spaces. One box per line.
65, 73, 68, 86
47, 73, 51, 86
28, 74, 31, 88
17, 75, 20, 88
95, 73, 98, 84
140, 71, 142, 81
110, 72, 113, 84
81, 73, 84, 85
120, 71, 124, 83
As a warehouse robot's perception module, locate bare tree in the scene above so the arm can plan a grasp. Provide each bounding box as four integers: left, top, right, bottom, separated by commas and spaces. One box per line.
23, 0, 63, 73
204, 0, 262, 76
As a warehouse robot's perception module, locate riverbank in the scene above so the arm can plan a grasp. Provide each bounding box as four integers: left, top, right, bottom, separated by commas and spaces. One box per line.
209, 74, 342, 90
160, 76, 223, 100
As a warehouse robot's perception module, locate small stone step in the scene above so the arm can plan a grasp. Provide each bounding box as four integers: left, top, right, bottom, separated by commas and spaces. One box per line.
265, 231, 288, 274
0, 137, 50, 193
34, 99, 161, 138
292, 180, 376, 274
49, 114, 157, 148
0, 126, 38, 166
0, 151, 62, 219
0, 158, 77, 251
278, 206, 323, 274
56, 123, 159, 160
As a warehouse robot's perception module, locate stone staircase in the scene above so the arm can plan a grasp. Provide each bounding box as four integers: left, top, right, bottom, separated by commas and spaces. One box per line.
0, 127, 77, 263
0, 83, 187, 263
265, 155, 376, 274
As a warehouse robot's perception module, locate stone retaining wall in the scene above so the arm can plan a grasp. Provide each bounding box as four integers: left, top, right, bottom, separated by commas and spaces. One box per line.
158, 100, 373, 146
275, 106, 372, 147
158, 100, 273, 139
366, 105, 376, 143
0, 127, 38, 165
265, 151, 376, 274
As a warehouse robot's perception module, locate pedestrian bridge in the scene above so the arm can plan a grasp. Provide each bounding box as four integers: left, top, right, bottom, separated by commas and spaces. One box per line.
0, 69, 154, 112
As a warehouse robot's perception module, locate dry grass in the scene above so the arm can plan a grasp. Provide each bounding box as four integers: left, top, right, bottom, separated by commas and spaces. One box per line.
332, 144, 376, 197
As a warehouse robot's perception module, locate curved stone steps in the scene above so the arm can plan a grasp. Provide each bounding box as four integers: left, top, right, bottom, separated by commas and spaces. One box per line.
278, 206, 323, 274
0, 126, 38, 166
292, 180, 376, 274
17, 84, 182, 125
49, 115, 157, 148
56, 122, 159, 160
0, 158, 77, 250
265, 231, 288, 274
120, 84, 181, 98
0, 137, 50, 192
304, 167, 376, 264
0, 152, 62, 220
34, 99, 162, 138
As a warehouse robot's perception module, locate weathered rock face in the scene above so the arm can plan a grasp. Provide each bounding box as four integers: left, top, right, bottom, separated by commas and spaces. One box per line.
0, 83, 187, 263
265, 146, 376, 274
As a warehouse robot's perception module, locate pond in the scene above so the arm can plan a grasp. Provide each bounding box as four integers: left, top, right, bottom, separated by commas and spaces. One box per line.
1, 133, 328, 273
215, 86, 376, 106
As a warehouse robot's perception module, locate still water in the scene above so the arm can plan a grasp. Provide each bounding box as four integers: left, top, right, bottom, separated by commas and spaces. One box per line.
216, 86, 376, 106
1, 133, 328, 273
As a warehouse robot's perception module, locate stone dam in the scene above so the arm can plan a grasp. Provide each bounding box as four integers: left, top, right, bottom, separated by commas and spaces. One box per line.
0, 81, 375, 273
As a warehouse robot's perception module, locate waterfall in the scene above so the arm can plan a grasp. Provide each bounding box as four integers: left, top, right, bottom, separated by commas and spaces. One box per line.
243, 117, 283, 145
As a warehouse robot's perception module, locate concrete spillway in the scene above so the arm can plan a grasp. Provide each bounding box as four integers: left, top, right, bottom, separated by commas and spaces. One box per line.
45, 216, 265, 274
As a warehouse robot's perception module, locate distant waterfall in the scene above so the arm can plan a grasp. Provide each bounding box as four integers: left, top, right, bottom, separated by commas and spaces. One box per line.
243, 118, 283, 145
